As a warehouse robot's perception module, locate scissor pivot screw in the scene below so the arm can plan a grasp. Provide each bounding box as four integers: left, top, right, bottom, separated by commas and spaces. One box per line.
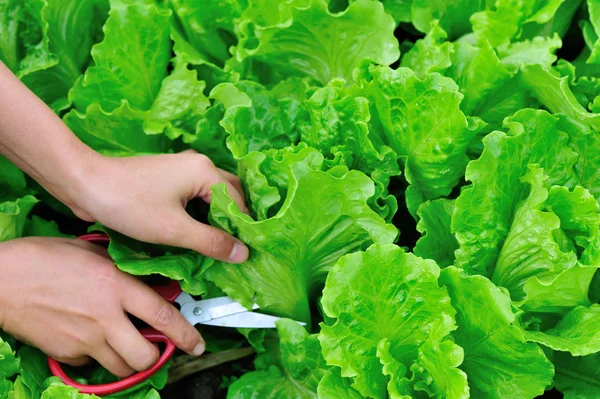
193, 307, 203, 316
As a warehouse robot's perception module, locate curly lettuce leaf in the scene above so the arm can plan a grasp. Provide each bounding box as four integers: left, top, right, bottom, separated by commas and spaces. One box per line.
440, 267, 554, 399
316, 369, 362, 399
525, 304, 600, 356
414, 199, 457, 268
553, 350, 600, 398
520, 64, 600, 131
167, 0, 242, 67
64, 103, 170, 154
0, 195, 38, 242
144, 56, 211, 140
299, 80, 400, 221
228, 319, 328, 399
363, 65, 483, 215
234, 0, 399, 85
489, 167, 598, 310
97, 228, 212, 295
319, 244, 466, 399
453, 109, 580, 277
0, 337, 19, 381
69, 0, 172, 112
0, 0, 107, 111
207, 162, 397, 324
211, 79, 310, 160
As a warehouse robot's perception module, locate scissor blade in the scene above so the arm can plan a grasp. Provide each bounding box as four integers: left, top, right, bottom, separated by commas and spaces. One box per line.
198, 312, 305, 329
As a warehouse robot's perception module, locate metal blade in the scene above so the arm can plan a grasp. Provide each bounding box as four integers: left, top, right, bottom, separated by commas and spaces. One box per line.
179, 296, 259, 324
198, 312, 306, 329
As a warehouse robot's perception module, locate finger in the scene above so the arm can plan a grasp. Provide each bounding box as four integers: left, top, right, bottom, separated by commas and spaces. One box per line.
194, 157, 248, 214
166, 210, 249, 262
68, 238, 111, 259
121, 275, 206, 357
217, 168, 244, 195
54, 356, 92, 367
91, 344, 135, 378
106, 315, 160, 371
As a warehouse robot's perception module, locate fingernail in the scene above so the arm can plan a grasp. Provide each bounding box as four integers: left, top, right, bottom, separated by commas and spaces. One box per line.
193, 342, 205, 356
229, 241, 249, 263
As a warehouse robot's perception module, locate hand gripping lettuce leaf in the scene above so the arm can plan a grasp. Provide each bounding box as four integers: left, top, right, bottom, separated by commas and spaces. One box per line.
359, 65, 484, 215
453, 109, 580, 277
318, 244, 467, 399
440, 267, 554, 399
233, 0, 399, 85
227, 319, 329, 399
207, 162, 397, 325
94, 227, 212, 295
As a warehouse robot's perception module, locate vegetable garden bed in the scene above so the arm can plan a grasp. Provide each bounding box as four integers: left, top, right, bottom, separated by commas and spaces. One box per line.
2, 0, 600, 398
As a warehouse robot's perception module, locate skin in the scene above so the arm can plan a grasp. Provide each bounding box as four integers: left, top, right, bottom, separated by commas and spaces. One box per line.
0, 61, 250, 377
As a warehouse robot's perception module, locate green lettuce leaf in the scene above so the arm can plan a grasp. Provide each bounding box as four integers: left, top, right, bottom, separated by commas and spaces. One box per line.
21, 0, 108, 110
0, 156, 27, 197
234, 0, 399, 85
99, 228, 212, 295
211, 79, 310, 160
553, 350, 600, 398
0, 0, 108, 110
64, 103, 170, 154
453, 109, 580, 277
520, 64, 600, 131
227, 319, 328, 399
362, 65, 483, 215
414, 199, 457, 268
0, 195, 38, 242
298, 80, 400, 221
316, 369, 362, 399
69, 0, 172, 112
440, 267, 554, 399
144, 55, 211, 141
167, 0, 242, 66
207, 162, 397, 324
319, 244, 466, 399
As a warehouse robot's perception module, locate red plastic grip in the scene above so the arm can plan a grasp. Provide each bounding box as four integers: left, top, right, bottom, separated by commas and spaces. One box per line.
48, 328, 176, 396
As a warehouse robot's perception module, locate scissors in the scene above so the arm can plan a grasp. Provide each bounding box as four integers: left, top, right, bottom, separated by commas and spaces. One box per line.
48, 233, 300, 396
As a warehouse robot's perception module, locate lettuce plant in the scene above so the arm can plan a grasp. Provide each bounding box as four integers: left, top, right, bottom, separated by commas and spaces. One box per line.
2, 0, 600, 398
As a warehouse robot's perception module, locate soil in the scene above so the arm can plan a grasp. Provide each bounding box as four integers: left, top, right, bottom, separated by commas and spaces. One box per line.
162, 356, 254, 399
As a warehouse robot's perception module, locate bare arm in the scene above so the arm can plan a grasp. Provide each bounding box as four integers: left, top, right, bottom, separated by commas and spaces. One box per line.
0, 60, 249, 263
0, 61, 96, 214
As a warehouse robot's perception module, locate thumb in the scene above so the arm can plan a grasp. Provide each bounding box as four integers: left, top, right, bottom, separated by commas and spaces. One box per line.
166, 211, 249, 263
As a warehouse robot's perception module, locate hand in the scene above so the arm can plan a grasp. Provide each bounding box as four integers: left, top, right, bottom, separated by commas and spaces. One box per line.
0, 237, 206, 377
67, 150, 249, 263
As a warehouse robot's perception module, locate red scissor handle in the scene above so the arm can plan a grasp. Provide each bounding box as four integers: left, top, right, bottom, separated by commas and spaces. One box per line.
47, 233, 181, 396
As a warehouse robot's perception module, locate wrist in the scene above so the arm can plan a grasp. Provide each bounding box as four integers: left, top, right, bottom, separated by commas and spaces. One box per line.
47, 145, 106, 222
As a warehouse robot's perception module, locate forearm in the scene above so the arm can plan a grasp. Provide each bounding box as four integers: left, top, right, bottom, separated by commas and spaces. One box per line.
0, 61, 98, 210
